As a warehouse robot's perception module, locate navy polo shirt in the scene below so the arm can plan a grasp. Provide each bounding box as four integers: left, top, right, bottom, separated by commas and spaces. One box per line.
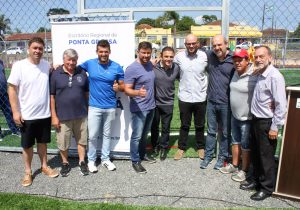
206, 50, 235, 104
50, 66, 89, 121
0, 60, 7, 91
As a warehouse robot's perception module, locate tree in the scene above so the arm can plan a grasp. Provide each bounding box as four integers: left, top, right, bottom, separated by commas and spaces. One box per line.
177, 16, 196, 31
291, 23, 300, 38
0, 14, 11, 37
136, 18, 156, 27
47, 8, 70, 16
202, 15, 217, 24
36, 27, 50, 33
162, 11, 180, 48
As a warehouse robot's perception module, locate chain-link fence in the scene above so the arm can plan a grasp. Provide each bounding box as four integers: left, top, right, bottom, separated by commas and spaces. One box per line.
0, 0, 299, 143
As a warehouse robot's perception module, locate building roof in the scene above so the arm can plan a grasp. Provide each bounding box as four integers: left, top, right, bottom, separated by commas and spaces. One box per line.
205, 20, 238, 27
262, 28, 287, 38
5, 32, 51, 41
136, 24, 153, 30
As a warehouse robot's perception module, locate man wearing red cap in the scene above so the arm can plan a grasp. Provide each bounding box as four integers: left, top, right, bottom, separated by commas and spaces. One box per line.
219, 49, 257, 182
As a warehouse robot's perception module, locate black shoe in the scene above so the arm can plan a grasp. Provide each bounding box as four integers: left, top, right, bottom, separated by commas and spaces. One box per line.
240, 180, 257, 191
160, 149, 168, 161
153, 147, 160, 157
60, 163, 71, 177
142, 155, 156, 164
132, 162, 147, 173
79, 161, 89, 176
250, 191, 271, 201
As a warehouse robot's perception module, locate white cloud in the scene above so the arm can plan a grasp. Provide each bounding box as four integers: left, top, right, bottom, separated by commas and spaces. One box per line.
194, 16, 203, 25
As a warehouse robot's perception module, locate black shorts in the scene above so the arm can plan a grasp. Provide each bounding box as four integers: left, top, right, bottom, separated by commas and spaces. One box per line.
20, 117, 51, 148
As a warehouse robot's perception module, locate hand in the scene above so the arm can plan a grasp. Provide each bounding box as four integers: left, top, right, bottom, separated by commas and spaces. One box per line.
151, 57, 160, 66
138, 85, 147, 97
268, 129, 278, 140
13, 112, 24, 127
269, 101, 275, 111
51, 116, 61, 131
113, 80, 119, 92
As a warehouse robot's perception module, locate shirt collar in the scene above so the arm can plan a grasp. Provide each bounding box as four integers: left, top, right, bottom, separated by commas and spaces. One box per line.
261, 64, 273, 78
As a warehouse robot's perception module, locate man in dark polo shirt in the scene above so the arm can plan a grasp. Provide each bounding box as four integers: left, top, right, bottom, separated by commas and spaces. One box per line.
200, 35, 235, 170
50, 49, 89, 177
151, 46, 180, 160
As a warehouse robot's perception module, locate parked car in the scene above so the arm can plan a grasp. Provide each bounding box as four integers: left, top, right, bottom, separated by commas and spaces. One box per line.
3, 47, 23, 55
235, 41, 252, 50
44, 46, 52, 53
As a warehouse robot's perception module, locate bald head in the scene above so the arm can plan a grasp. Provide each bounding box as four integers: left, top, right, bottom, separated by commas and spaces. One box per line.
184, 34, 199, 56
212, 35, 228, 61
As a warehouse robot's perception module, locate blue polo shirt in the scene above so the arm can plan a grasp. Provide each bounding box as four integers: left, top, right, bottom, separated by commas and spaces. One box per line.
50, 66, 89, 121
80, 59, 124, 109
206, 50, 235, 104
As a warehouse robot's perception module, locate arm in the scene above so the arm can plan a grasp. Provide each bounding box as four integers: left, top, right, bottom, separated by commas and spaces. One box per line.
50, 95, 60, 130
7, 84, 23, 126
124, 83, 146, 97
113, 80, 125, 92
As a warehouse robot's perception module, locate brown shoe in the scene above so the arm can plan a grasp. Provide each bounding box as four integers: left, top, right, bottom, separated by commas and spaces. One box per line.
198, 149, 205, 160
174, 149, 184, 160
22, 173, 32, 187
41, 166, 59, 178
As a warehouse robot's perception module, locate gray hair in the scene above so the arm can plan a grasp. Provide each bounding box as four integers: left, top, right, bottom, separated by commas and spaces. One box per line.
63, 49, 78, 59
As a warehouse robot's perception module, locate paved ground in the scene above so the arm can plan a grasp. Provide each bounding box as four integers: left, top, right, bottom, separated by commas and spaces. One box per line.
0, 151, 299, 209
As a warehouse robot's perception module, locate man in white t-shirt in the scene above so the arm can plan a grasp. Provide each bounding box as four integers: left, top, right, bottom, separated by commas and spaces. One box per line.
8, 37, 59, 187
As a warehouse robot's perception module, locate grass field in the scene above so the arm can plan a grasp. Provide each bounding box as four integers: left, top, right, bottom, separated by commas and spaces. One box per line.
0, 68, 298, 157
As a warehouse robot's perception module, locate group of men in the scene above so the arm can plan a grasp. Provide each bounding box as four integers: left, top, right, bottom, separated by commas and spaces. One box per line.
6, 34, 286, 201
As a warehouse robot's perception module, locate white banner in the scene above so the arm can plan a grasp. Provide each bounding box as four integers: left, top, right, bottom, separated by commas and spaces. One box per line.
51, 21, 135, 155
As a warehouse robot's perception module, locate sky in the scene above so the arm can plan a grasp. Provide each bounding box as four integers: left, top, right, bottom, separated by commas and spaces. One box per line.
0, 0, 299, 33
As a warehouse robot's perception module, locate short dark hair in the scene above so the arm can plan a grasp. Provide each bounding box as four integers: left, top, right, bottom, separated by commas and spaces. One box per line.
138, 41, 152, 51
97, 39, 110, 51
28, 37, 45, 47
256, 45, 272, 56
161, 46, 175, 56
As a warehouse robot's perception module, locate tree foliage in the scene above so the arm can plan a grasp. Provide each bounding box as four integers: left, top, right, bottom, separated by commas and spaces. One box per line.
47, 8, 70, 16
202, 15, 217, 24
291, 23, 300, 38
136, 18, 156, 27
0, 14, 11, 37
177, 16, 196, 31
36, 27, 50, 33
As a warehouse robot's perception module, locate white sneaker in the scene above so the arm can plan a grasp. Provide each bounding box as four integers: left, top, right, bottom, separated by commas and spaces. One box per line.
88, 161, 98, 173
219, 163, 238, 174
231, 170, 246, 182
101, 160, 116, 171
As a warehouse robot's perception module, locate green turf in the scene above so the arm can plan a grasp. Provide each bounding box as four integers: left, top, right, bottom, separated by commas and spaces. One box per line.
0, 192, 195, 210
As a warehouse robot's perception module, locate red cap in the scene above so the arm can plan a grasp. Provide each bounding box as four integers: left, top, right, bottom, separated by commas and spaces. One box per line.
233, 49, 249, 58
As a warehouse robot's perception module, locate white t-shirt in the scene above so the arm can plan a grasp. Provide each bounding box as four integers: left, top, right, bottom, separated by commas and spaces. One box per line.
8, 58, 51, 120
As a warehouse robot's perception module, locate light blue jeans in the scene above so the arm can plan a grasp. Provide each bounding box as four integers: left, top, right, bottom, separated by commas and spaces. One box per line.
130, 109, 155, 163
87, 106, 115, 162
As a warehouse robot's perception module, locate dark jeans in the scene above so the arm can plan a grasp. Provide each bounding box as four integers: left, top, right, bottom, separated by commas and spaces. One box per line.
251, 117, 277, 195
0, 89, 19, 135
151, 105, 174, 149
178, 100, 206, 151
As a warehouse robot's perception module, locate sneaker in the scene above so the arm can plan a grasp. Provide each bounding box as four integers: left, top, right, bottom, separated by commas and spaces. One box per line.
60, 163, 71, 177
142, 155, 156, 164
200, 158, 212, 169
88, 161, 98, 173
132, 162, 147, 174
79, 161, 89, 176
153, 147, 160, 157
232, 170, 246, 182
174, 149, 184, 160
160, 149, 168, 161
214, 159, 225, 170
41, 166, 59, 178
11, 132, 21, 137
197, 149, 205, 160
21, 173, 32, 187
101, 160, 116, 171
219, 163, 238, 174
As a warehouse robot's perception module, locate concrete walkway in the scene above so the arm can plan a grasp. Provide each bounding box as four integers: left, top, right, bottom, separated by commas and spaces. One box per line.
0, 151, 299, 209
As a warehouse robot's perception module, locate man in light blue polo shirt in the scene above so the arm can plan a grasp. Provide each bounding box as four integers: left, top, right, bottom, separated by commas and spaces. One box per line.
79, 40, 124, 172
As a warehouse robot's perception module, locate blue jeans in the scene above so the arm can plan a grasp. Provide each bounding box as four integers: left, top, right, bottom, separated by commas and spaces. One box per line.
130, 109, 155, 163
87, 106, 115, 162
205, 101, 231, 161
231, 116, 251, 151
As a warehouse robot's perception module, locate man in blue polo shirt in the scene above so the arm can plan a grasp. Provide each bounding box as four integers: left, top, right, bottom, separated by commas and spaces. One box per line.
50, 49, 89, 177
80, 39, 124, 172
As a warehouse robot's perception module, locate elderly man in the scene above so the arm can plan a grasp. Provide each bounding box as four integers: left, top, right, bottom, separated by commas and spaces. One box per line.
151, 46, 180, 161
50, 49, 89, 177
200, 35, 235, 170
173, 34, 208, 161
219, 49, 257, 182
8, 37, 59, 187
240, 46, 286, 201
124, 41, 156, 173
79, 39, 124, 172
